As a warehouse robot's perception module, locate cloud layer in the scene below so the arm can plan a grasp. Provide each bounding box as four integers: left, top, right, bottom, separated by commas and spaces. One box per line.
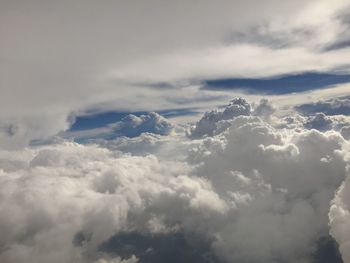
1, 98, 350, 262
1, 0, 350, 147
2, 1, 350, 262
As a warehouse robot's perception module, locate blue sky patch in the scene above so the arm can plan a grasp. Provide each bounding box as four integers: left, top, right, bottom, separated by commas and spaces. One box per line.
70, 108, 198, 131
203, 72, 350, 94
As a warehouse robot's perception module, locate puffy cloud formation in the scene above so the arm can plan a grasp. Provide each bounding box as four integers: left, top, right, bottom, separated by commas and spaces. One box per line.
329, 170, 350, 263
287, 97, 350, 133
297, 97, 350, 116
341, 126, 350, 140
189, 97, 251, 138
303, 113, 350, 132
64, 112, 174, 142
189, 115, 347, 262
1, 98, 350, 263
2, 0, 350, 260
0, 142, 226, 263
108, 113, 174, 138
190, 98, 278, 138
252, 98, 276, 120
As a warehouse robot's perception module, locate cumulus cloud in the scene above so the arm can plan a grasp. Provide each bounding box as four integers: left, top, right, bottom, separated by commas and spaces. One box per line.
190, 98, 278, 138
341, 126, 350, 140
303, 113, 350, 132
2, 0, 350, 261
107, 113, 174, 137
189, 115, 347, 262
0, 141, 226, 263
64, 112, 174, 142
296, 96, 350, 116
329, 170, 350, 263
1, 98, 350, 263
189, 97, 251, 138
252, 98, 276, 120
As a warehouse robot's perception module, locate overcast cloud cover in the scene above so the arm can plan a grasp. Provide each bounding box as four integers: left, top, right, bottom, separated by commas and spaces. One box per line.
1, 0, 350, 262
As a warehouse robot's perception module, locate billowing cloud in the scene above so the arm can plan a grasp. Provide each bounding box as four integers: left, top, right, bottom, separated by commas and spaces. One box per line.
296, 96, 350, 116
2, 1, 350, 261
189, 97, 251, 138
1, 98, 350, 262
189, 114, 347, 262
329, 169, 350, 263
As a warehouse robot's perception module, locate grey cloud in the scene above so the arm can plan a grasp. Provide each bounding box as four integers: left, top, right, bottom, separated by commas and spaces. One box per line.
329, 163, 350, 263
340, 126, 350, 139
1, 0, 350, 147
296, 97, 350, 116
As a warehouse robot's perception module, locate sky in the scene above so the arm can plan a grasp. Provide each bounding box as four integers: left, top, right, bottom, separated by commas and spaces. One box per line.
1, 0, 350, 263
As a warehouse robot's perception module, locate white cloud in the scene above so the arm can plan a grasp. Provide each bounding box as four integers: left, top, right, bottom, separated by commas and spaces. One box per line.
189, 114, 347, 262
2, 0, 350, 260
189, 97, 251, 138
1, 98, 350, 262
329, 164, 350, 263
328, 141, 350, 263
0, 141, 226, 263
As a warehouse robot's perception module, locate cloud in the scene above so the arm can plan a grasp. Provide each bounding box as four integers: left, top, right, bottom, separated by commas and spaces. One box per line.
61, 112, 174, 142
189, 97, 251, 138
341, 126, 350, 140
1, 0, 350, 146
329, 164, 350, 263
189, 98, 278, 138
95, 255, 138, 263
0, 141, 226, 263
101, 112, 174, 138
303, 113, 350, 132
1, 98, 350, 262
296, 96, 350, 116
252, 98, 276, 120
189, 114, 347, 262
2, 0, 350, 261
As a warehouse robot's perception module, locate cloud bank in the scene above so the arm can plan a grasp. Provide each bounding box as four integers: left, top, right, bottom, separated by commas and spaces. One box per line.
1, 98, 350, 263
1, 0, 350, 262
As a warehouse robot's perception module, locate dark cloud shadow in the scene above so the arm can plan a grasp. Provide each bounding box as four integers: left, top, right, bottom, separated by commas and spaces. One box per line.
312, 236, 343, 263
99, 232, 221, 263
